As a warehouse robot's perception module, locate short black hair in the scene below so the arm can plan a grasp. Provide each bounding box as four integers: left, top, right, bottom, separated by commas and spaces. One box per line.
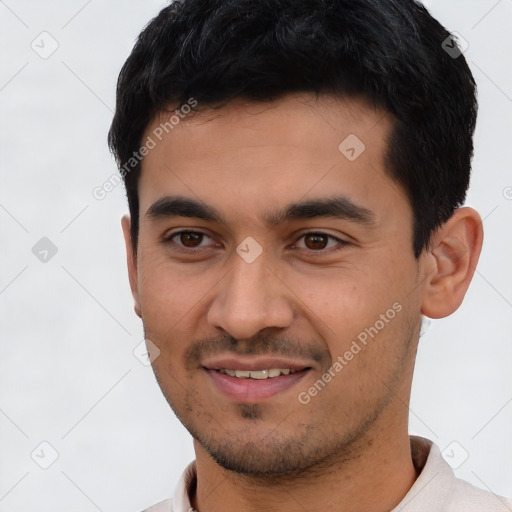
108, 0, 477, 257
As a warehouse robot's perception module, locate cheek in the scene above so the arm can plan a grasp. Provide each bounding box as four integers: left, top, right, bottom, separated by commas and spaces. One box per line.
289, 258, 415, 352
137, 253, 207, 325
137, 260, 202, 393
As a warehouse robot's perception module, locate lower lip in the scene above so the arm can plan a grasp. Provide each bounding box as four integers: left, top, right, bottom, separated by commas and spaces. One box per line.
205, 369, 309, 402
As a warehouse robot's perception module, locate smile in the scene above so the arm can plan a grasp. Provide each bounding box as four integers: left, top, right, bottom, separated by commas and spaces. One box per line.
206, 366, 310, 402
216, 368, 297, 379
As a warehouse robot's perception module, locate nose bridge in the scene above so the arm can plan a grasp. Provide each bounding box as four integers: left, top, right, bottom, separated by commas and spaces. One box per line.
230, 252, 269, 305
207, 249, 294, 339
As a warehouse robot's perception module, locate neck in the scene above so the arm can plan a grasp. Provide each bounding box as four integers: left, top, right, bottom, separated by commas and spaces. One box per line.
191, 418, 417, 512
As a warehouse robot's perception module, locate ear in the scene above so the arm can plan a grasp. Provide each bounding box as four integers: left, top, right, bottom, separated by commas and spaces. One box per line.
121, 215, 142, 318
421, 207, 483, 319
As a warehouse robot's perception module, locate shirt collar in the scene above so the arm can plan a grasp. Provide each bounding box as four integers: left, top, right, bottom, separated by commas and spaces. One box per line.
391, 436, 454, 511
172, 460, 197, 512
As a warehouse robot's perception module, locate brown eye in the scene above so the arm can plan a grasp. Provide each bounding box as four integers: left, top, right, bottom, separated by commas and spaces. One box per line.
294, 232, 347, 253
179, 232, 204, 247
163, 230, 218, 253
303, 233, 329, 250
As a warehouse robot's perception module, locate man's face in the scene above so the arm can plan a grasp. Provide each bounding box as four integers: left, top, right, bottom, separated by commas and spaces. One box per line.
126, 93, 428, 475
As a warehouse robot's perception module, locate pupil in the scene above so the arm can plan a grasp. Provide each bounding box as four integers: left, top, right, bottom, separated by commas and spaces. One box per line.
305, 234, 327, 250
181, 232, 202, 247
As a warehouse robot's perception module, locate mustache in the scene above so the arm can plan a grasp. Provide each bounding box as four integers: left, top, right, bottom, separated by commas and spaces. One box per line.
184, 331, 329, 369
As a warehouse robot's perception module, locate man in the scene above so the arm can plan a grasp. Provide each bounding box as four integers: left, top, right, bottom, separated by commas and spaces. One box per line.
108, 0, 511, 511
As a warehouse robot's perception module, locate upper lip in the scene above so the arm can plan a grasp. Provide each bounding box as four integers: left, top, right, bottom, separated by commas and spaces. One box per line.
202, 356, 313, 372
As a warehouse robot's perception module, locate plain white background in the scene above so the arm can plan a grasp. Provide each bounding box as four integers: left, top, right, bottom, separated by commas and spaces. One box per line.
0, 1, 511, 510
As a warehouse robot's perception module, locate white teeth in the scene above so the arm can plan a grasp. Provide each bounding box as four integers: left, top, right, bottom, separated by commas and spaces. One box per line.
250, 370, 268, 380
218, 368, 297, 379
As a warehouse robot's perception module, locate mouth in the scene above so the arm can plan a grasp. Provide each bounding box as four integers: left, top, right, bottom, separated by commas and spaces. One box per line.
202, 358, 312, 402
216, 368, 300, 379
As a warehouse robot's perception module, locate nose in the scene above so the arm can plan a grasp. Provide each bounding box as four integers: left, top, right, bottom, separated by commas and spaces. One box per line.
207, 251, 295, 340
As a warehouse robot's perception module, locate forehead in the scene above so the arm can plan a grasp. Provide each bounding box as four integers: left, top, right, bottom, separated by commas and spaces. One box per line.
138, 93, 405, 226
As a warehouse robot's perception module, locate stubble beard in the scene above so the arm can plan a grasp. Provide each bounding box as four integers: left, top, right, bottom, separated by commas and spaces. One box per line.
156, 376, 397, 483
147, 311, 418, 481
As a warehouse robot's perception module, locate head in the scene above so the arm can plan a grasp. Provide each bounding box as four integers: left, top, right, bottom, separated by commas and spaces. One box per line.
109, 0, 482, 476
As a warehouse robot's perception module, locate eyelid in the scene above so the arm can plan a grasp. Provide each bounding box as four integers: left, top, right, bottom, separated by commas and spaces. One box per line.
163, 228, 215, 247
162, 229, 350, 253
292, 232, 349, 251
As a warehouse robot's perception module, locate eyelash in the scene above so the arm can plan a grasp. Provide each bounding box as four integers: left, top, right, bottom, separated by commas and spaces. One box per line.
163, 230, 349, 254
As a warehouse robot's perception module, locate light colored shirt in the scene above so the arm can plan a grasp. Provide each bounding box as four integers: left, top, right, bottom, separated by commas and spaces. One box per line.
142, 436, 512, 512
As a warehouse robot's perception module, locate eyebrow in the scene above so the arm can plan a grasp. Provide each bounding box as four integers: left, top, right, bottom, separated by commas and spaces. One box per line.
146, 195, 375, 226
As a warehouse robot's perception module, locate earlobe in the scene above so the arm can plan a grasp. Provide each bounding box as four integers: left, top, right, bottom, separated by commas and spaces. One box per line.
421, 207, 483, 319
121, 215, 142, 318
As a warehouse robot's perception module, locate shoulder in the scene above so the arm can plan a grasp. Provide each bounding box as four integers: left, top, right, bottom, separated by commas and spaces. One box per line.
446, 478, 512, 512
400, 437, 512, 512
140, 498, 173, 512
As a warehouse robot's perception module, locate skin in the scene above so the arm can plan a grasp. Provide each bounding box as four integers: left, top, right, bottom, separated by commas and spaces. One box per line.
122, 93, 483, 512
